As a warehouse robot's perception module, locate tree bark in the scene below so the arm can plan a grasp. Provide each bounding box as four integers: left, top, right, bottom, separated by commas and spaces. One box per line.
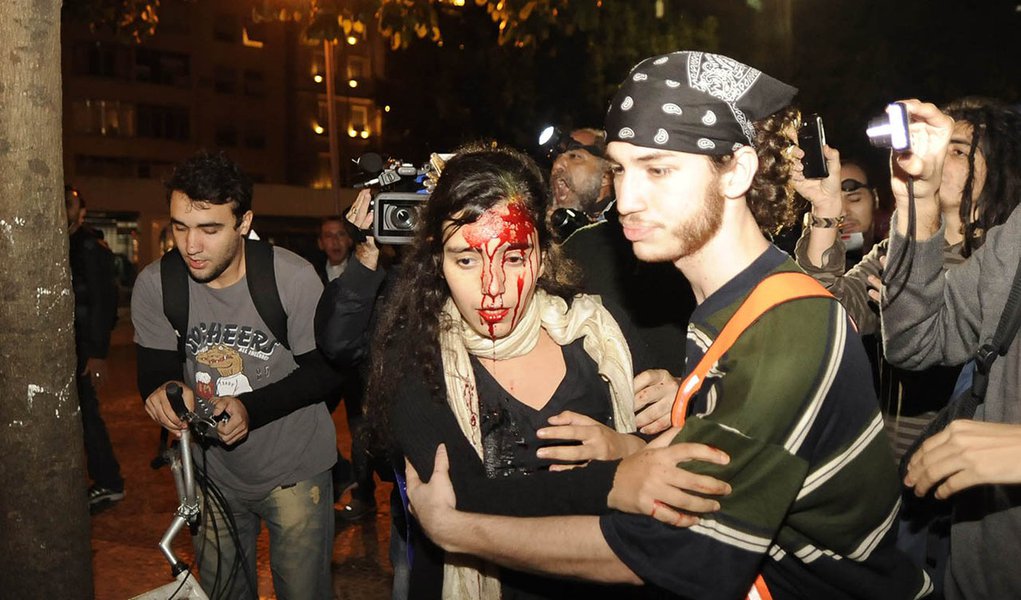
0, 0, 94, 597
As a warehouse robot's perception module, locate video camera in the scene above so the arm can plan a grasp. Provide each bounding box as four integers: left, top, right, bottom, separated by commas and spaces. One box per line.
352, 153, 437, 245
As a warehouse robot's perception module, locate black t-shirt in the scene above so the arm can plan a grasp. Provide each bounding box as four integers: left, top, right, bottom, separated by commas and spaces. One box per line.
399, 340, 646, 600
474, 338, 614, 478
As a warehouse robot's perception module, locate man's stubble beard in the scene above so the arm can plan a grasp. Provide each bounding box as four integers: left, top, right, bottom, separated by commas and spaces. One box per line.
575, 173, 607, 217
633, 182, 725, 264
188, 234, 242, 284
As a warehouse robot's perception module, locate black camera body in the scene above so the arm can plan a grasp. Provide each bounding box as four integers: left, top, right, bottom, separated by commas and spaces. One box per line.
373, 192, 427, 245
798, 114, 828, 179
867, 102, 911, 151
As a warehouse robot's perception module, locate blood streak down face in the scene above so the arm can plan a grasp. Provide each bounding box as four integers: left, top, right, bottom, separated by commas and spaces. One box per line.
442, 200, 543, 339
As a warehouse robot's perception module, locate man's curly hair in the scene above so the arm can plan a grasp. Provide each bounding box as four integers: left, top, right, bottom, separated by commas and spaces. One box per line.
710, 105, 801, 234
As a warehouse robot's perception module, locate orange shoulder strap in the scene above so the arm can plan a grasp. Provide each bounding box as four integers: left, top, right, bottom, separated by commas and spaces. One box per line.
749, 575, 774, 600
670, 271, 834, 429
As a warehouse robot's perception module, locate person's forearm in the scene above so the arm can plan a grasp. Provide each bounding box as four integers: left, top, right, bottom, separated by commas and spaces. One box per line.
437, 512, 642, 585
239, 350, 343, 428
892, 200, 942, 241
136, 345, 184, 401
882, 216, 959, 370
795, 229, 881, 335
315, 260, 386, 364
800, 189, 843, 267
804, 219, 841, 268
828, 242, 885, 336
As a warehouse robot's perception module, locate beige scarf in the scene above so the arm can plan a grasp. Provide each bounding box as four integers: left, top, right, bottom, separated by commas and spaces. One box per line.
437, 289, 636, 599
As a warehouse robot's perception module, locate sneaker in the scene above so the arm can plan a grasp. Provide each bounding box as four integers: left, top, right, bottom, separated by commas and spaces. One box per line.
88, 485, 125, 507
337, 498, 376, 522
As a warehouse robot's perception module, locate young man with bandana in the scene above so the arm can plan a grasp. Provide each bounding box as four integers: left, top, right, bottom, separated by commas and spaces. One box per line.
405, 52, 930, 599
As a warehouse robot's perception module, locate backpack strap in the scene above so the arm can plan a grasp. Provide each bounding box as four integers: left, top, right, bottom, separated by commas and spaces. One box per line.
671, 270, 835, 428
244, 238, 290, 351
671, 271, 830, 600
972, 248, 1021, 402
160, 249, 190, 360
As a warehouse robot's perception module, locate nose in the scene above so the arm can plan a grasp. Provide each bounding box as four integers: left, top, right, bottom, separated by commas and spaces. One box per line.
551, 156, 567, 178
481, 262, 506, 298
613, 171, 644, 217
184, 229, 202, 255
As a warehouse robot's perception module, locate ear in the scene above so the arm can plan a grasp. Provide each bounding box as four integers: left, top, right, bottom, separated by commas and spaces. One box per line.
538, 250, 547, 279
238, 210, 254, 236
718, 146, 758, 200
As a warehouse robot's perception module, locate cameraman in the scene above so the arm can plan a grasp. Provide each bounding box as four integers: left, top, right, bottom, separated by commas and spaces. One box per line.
314, 188, 409, 600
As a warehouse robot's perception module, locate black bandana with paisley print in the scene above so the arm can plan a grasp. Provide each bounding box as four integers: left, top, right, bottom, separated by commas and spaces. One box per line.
605, 51, 797, 156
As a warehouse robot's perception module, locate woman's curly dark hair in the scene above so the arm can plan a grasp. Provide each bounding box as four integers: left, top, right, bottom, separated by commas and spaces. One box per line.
942, 97, 1021, 258
710, 106, 802, 235
364, 144, 578, 452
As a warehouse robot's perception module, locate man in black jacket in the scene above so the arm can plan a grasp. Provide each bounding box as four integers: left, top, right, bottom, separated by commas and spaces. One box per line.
66, 185, 125, 512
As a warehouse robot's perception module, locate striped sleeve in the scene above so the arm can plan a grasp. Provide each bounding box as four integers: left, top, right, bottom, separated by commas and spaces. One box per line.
600, 293, 917, 598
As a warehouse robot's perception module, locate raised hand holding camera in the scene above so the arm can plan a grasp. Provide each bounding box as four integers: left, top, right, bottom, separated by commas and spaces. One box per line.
346, 188, 380, 270
351, 152, 446, 246
882, 100, 954, 241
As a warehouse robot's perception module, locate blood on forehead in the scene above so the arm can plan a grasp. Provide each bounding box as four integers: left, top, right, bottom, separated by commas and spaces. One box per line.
461, 201, 536, 249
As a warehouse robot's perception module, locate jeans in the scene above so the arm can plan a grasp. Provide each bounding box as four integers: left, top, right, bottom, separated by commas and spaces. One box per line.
195, 469, 334, 600
77, 355, 123, 490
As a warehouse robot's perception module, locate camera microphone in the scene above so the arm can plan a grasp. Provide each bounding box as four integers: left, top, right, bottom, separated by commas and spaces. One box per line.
354, 169, 401, 189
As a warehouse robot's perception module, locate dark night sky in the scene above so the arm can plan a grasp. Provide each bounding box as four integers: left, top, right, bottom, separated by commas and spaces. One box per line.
380, 0, 1020, 177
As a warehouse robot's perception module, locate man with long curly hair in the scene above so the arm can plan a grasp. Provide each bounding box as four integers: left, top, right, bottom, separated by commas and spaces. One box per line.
405, 52, 929, 599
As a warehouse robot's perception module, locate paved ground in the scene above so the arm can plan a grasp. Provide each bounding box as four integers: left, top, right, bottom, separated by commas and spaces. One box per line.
91, 321, 394, 599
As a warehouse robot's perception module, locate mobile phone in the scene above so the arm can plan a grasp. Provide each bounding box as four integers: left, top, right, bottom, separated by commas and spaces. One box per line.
798, 114, 829, 179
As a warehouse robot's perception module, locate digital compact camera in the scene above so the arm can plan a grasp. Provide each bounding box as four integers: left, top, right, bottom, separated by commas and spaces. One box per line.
866, 102, 911, 152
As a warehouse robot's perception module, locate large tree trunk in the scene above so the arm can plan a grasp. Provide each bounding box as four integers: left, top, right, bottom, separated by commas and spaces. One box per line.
0, 0, 94, 597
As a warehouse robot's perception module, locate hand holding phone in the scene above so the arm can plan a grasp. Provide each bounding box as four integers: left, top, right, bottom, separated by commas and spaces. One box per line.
798, 114, 829, 179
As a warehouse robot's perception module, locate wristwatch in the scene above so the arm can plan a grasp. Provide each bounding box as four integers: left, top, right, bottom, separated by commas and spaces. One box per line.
804, 212, 844, 229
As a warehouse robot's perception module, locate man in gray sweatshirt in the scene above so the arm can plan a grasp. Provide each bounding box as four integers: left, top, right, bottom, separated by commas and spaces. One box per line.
882, 99, 1021, 600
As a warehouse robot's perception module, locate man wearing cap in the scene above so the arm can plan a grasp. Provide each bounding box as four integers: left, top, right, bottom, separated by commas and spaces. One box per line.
405, 51, 929, 599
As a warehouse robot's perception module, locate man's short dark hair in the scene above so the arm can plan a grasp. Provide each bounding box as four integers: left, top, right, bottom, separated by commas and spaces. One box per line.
165, 151, 253, 226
